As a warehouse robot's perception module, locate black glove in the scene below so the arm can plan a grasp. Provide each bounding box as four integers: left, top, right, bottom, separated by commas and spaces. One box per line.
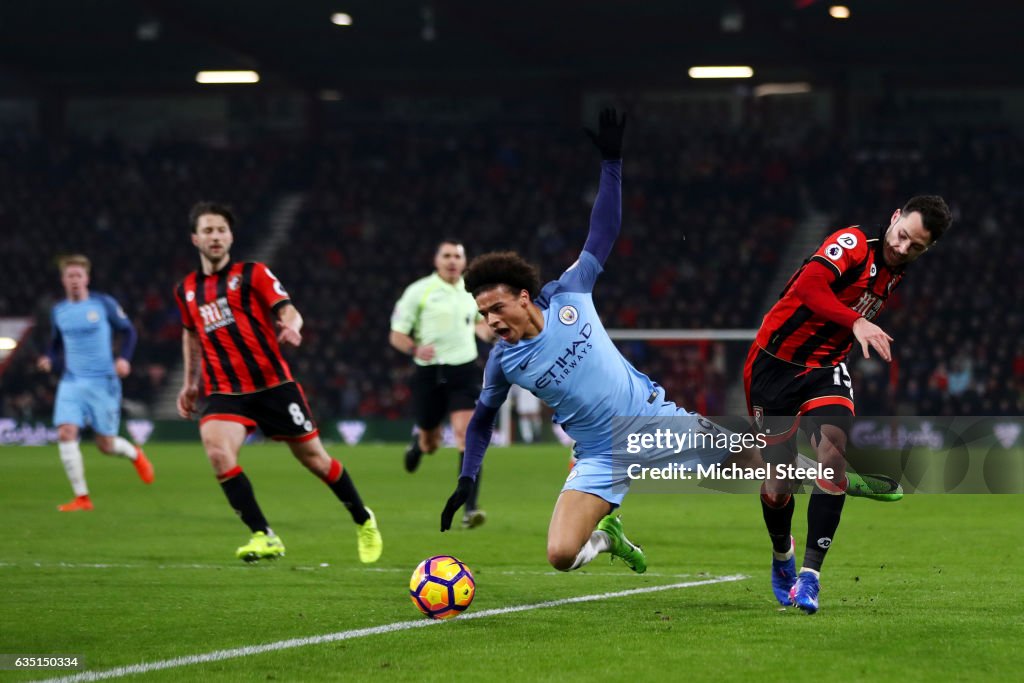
440, 477, 475, 532
584, 107, 627, 160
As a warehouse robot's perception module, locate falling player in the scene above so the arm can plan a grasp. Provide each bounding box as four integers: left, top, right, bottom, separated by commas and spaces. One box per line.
439, 109, 766, 574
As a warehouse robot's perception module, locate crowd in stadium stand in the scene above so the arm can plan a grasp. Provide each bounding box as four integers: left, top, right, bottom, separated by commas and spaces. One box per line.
275, 119, 801, 419
2, 117, 1021, 427
0, 135, 283, 421
808, 125, 1024, 416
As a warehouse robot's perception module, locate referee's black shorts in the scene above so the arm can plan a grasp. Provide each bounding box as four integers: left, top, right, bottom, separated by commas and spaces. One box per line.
411, 361, 482, 430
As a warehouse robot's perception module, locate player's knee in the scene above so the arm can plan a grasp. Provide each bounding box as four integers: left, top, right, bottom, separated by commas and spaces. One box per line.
204, 443, 238, 471
547, 544, 577, 572
761, 490, 791, 508
57, 424, 78, 442
95, 436, 115, 454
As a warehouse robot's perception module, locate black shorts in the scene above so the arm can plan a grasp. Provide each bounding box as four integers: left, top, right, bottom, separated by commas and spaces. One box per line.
744, 345, 854, 450
411, 361, 482, 430
200, 381, 319, 442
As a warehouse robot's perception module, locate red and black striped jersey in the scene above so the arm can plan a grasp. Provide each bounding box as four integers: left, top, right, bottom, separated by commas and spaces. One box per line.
174, 261, 295, 395
755, 226, 905, 368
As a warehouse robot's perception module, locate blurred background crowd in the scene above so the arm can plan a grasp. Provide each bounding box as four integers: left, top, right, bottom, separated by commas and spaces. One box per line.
3, 1, 1022, 431
3, 104, 1021, 424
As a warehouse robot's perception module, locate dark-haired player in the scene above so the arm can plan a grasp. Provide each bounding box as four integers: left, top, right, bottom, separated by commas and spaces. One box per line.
175, 201, 383, 563
748, 195, 952, 613
439, 110, 766, 574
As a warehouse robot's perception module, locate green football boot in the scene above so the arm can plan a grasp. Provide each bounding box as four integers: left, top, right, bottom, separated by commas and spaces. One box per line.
236, 531, 286, 563
846, 471, 904, 502
597, 514, 647, 574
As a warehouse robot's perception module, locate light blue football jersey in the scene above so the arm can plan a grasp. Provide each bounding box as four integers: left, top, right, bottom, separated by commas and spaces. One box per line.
51, 293, 132, 378
479, 250, 682, 455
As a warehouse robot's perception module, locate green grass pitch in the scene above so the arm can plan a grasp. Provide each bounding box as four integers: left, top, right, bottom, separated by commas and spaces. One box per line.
2, 442, 1022, 681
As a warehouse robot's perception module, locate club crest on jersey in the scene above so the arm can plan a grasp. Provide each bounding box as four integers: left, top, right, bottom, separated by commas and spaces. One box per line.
870, 264, 877, 277
825, 244, 843, 260
86, 310, 100, 323
185, 290, 195, 302
837, 232, 859, 249
753, 406, 764, 430
228, 275, 241, 291
558, 305, 579, 325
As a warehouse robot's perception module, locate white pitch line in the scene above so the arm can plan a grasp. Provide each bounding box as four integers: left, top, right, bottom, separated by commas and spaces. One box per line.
33, 574, 747, 683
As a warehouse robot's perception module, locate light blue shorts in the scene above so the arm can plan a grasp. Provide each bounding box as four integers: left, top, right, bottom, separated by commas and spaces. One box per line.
561, 412, 736, 507
53, 375, 122, 436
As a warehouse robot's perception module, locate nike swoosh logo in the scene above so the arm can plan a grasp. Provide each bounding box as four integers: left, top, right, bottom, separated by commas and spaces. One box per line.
519, 356, 533, 370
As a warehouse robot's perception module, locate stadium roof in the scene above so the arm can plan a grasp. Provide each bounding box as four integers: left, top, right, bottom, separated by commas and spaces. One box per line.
2, 0, 1022, 96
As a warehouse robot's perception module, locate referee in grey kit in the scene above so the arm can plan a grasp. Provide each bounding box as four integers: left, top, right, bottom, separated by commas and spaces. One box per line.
390, 239, 493, 528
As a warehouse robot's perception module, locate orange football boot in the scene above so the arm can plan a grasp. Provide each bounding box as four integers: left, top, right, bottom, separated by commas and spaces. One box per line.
133, 446, 155, 484
58, 495, 94, 512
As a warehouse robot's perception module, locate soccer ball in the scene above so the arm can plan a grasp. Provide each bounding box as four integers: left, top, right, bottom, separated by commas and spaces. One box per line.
409, 555, 476, 620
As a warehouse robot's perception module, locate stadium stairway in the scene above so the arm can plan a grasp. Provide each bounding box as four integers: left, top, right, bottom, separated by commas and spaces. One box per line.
152, 192, 307, 420
723, 200, 832, 416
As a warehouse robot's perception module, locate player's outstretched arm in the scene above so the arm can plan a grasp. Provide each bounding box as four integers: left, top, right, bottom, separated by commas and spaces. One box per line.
793, 261, 894, 362
581, 108, 625, 266
440, 346, 509, 531
852, 317, 894, 362
440, 401, 499, 531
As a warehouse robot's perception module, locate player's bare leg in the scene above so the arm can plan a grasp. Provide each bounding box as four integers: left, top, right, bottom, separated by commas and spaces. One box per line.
419, 426, 442, 454
56, 423, 92, 511
404, 424, 441, 473
546, 490, 646, 573
201, 420, 281, 561
451, 408, 485, 528
451, 409, 471, 451
94, 433, 154, 484
547, 490, 612, 570
289, 436, 382, 563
